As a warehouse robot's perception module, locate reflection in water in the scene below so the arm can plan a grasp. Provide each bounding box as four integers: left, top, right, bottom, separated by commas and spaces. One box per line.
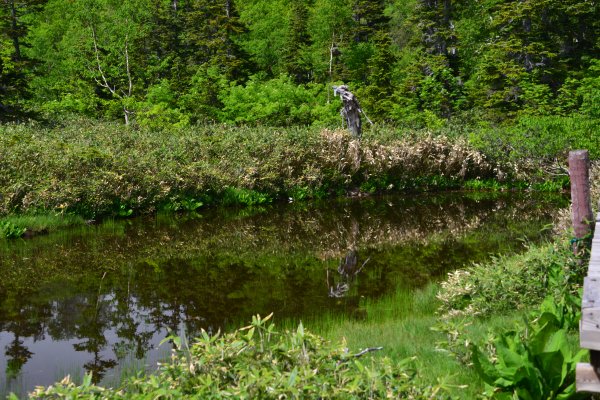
0, 192, 566, 396
329, 250, 370, 298
5, 336, 32, 379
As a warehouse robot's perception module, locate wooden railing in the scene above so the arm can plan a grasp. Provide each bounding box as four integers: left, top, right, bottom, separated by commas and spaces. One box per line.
573, 150, 600, 392
577, 213, 600, 391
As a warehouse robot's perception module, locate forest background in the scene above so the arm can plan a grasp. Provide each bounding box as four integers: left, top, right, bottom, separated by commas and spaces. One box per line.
1, 0, 599, 132
1, 1, 599, 397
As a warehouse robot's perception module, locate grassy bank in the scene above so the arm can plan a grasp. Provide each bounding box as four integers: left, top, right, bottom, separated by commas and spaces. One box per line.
0, 122, 492, 219
1, 120, 576, 238
300, 285, 485, 398
0, 214, 86, 238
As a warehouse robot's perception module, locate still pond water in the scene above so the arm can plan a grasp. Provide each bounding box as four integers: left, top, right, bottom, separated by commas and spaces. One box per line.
0, 192, 566, 397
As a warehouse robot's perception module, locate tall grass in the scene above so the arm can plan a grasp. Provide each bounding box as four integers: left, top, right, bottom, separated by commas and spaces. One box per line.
276, 285, 483, 398
0, 214, 86, 235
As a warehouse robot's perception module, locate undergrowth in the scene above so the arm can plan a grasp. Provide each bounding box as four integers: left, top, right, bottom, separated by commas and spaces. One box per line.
26, 314, 443, 399
0, 121, 531, 222
435, 236, 589, 399
437, 241, 584, 320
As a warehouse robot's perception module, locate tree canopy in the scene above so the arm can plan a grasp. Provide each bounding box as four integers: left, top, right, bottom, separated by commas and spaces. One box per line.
0, 0, 598, 127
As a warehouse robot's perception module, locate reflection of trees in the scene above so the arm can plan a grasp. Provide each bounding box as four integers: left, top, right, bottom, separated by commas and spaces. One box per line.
0, 193, 564, 278
5, 335, 33, 379
0, 277, 162, 384
112, 270, 156, 360
71, 278, 117, 384
1, 293, 49, 379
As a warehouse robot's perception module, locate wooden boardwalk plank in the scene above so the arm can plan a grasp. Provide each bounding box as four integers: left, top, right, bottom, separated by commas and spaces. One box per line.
577, 363, 600, 392
582, 277, 600, 309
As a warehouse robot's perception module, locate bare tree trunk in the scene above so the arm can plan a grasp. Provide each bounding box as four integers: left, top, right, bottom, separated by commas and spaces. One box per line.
90, 25, 133, 125
333, 85, 363, 138
328, 35, 335, 104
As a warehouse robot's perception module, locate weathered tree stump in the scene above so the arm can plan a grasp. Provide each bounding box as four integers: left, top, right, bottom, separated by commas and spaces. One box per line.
333, 85, 363, 138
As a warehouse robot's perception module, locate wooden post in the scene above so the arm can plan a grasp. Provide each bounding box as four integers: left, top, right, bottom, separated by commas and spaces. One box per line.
570, 150, 593, 253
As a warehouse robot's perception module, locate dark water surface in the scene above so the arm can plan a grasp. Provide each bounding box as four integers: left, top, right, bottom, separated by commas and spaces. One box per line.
0, 192, 566, 397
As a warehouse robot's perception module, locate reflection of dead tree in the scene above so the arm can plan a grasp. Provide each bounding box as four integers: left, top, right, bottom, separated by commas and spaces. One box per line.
338, 250, 370, 277
328, 250, 370, 298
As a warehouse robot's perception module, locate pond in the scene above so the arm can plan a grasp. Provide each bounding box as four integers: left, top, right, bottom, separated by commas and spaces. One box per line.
0, 192, 566, 397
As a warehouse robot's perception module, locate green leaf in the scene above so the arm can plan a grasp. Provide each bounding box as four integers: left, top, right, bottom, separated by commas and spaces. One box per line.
471, 344, 501, 386
288, 367, 298, 387
535, 351, 565, 393
82, 373, 93, 388
297, 322, 304, 337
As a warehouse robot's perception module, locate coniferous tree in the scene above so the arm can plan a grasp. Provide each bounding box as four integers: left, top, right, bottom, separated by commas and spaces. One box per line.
283, 0, 312, 83
351, 0, 388, 44
463, 0, 599, 118
178, 0, 249, 122
390, 0, 464, 124
0, 0, 45, 120
140, 0, 185, 86
181, 0, 248, 80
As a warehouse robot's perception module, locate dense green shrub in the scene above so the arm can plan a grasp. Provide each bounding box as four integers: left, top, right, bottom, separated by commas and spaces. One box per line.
0, 122, 494, 219
27, 315, 439, 399
220, 75, 339, 126
435, 235, 587, 399
467, 114, 600, 182
0, 220, 26, 239
471, 300, 586, 400
436, 241, 584, 320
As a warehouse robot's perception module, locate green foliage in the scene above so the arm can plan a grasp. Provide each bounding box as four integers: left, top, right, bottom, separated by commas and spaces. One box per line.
161, 195, 204, 213
116, 203, 133, 218
237, 0, 291, 76
467, 114, 600, 182
471, 309, 586, 399
578, 59, 600, 119
437, 241, 584, 320
136, 80, 190, 129
1, 0, 598, 127
29, 315, 435, 399
221, 187, 272, 207
0, 220, 26, 239
463, 179, 506, 191
180, 65, 230, 123
220, 74, 337, 126
435, 231, 588, 399
0, 0, 43, 121
0, 121, 561, 220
